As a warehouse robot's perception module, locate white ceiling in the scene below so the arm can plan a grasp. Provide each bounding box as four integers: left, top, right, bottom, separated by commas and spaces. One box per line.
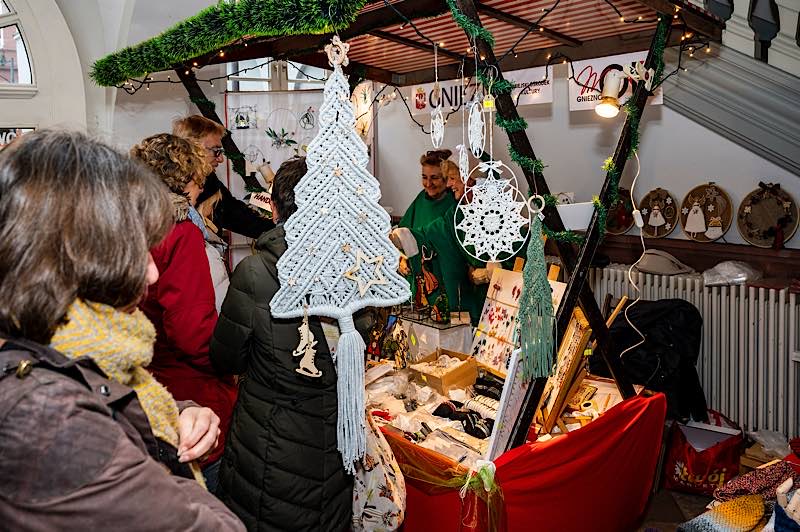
127, 0, 217, 45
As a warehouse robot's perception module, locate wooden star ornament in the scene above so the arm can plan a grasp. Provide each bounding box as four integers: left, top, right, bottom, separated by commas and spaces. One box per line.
344, 249, 387, 296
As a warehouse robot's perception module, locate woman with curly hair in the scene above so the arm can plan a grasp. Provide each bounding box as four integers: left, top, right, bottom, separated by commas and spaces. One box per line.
131, 133, 237, 493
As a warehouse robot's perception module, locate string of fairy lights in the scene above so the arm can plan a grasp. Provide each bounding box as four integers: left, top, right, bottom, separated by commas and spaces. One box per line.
115, 0, 712, 135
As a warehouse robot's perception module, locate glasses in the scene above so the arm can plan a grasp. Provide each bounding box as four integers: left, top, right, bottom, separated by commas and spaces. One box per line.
207, 147, 224, 157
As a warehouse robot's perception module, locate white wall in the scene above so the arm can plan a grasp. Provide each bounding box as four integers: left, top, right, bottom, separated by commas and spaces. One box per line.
376, 64, 800, 248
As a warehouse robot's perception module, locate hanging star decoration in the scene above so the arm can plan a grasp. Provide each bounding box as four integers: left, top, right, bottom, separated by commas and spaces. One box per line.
344, 249, 388, 296
456, 160, 530, 262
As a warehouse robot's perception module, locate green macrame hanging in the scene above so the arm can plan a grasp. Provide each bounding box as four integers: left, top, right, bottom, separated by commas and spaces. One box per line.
517, 204, 555, 380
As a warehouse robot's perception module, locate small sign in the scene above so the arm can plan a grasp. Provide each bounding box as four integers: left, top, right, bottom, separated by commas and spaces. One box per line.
249, 191, 272, 211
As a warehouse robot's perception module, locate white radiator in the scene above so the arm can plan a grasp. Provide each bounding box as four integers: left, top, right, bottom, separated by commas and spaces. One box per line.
589, 265, 800, 438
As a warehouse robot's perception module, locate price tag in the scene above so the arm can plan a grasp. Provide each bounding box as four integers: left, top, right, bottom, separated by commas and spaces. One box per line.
482, 94, 495, 110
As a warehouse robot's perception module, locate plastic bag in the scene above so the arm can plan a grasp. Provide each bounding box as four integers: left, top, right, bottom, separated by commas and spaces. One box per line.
703, 261, 762, 286
749, 430, 792, 460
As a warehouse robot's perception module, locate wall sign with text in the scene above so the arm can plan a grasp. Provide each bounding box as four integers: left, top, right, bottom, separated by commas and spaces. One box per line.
567, 51, 662, 111
0, 128, 35, 150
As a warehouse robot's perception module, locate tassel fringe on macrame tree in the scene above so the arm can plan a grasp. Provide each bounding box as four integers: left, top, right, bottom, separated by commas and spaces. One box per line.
516, 211, 555, 380
270, 37, 410, 473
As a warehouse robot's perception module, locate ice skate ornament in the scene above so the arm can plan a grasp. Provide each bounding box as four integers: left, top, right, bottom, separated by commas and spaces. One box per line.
430, 106, 445, 149
455, 159, 531, 262
293, 309, 322, 378
468, 93, 486, 158
270, 36, 410, 474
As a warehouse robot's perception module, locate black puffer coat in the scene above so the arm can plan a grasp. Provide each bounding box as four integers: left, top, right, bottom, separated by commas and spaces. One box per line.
210, 226, 352, 532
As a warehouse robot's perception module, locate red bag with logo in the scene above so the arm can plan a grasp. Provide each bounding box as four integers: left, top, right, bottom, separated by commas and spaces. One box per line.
662, 411, 743, 495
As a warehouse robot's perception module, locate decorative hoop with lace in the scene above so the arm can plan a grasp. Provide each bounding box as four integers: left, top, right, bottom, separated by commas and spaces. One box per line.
455, 159, 531, 263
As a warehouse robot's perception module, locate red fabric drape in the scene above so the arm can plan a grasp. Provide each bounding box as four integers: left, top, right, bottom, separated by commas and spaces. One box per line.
396, 393, 667, 532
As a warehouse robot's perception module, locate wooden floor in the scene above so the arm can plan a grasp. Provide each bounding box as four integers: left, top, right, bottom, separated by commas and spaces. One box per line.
638, 489, 712, 531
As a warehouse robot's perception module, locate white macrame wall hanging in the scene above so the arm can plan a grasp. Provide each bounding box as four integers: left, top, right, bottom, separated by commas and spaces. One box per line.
271, 36, 410, 473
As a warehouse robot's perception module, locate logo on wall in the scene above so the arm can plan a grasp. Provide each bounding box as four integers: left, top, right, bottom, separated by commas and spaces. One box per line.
415, 87, 427, 110
0, 128, 35, 150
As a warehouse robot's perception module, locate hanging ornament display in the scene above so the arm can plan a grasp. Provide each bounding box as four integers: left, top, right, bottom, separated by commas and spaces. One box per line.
299, 106, 316, 129
638, 187, 678, 238
270, 36, 410, 474
516, 196, 555, 380
680, 183, 733, 243
457, 144, 470, 182
737, 182, 799, 248
456, 63, 470, 182
455, 159, 530, 262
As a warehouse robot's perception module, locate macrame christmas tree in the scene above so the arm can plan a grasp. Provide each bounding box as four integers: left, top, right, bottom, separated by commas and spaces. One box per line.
270, 36, 410, 473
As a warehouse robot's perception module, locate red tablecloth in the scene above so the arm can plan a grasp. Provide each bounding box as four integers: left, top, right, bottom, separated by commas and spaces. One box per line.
394, 393, 667, 532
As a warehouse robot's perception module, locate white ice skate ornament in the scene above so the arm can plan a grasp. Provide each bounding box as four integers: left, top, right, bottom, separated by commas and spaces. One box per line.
468, 96, 486, 158
270, 36, 410, 474
293, 310, 322, 378
455, 159, 530, 262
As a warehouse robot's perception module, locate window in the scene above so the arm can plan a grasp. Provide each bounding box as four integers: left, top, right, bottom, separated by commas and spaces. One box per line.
0, 24, 32, 84
0, 2, 12, 16
228, 58, 328, 92
287, 62, 328, 90
227, 58, 272, 92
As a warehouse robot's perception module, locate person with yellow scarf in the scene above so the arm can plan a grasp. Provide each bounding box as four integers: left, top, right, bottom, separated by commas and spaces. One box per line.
0, 130, 243, 531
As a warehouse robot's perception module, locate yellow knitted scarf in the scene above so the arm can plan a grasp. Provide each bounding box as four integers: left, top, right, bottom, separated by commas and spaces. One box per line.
51, 299, 205, 485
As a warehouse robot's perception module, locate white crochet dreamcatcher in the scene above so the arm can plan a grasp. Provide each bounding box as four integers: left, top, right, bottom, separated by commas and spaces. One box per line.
271, 36, 410, 473
467, 45, 486, 158
456, 67, 530, 263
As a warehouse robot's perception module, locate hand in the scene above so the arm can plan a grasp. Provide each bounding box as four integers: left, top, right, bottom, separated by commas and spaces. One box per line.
470, 267, 490, 285
398, 256, 411, 276
177, 406, 220, 463
777, 478, 800, 524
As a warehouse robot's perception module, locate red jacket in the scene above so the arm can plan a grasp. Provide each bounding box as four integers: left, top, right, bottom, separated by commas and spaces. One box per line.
140, 220, 237, 466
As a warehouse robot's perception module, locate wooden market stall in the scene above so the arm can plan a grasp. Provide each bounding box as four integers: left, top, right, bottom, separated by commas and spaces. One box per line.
93, 1, 725, 528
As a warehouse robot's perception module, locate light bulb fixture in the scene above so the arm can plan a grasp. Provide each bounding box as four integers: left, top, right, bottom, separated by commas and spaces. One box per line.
595, 68, 624, 118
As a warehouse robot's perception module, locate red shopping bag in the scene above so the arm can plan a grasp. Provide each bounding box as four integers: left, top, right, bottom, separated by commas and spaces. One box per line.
662, 412, 743, 495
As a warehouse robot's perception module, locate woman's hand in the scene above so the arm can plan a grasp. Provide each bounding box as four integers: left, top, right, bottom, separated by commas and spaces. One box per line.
177, 406, 220, 463
398, 256, 411, 276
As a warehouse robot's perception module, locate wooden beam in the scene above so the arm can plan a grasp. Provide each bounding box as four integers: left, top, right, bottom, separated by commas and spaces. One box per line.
451, 0, 637, 453
175, 68, 259, 189
398, 28, 684, 85
368, 30, 465, 61
476, 2, 583, 47
633, 0, 724, 40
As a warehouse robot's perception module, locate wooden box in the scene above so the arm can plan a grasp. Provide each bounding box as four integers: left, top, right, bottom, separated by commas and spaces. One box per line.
409, 348, 478, 396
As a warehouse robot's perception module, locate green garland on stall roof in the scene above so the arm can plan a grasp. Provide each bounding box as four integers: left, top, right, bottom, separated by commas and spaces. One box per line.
90, 0, 367, 87
189, 96, 216, 110
651, 19, 669, 86
495, 115, 527, 133
446, 0, 495, 47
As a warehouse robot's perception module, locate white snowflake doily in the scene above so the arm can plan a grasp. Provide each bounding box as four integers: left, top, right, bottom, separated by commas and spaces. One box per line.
468, 97, 486, 158
455, 159, 530, 262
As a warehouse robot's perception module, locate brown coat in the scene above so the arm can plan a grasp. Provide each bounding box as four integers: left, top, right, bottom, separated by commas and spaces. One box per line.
0, 338, 244, 531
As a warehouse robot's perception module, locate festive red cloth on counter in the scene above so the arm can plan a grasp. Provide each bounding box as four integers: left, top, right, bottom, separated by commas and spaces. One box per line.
391, 393, 667, 531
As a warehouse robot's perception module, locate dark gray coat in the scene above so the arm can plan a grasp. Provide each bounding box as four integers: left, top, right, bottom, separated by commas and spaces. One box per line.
210, 226, 352, 532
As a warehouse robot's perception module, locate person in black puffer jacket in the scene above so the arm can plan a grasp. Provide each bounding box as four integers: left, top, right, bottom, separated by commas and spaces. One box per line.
210, 156, 352, 532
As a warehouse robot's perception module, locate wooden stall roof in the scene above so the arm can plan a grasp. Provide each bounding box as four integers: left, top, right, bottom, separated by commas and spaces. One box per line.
94, 0, 723, 87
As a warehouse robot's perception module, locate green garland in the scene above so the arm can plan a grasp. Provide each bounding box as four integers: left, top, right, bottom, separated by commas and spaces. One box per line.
91, 0, 367, 87
508, 145, 544, 174
495, 115, 527, 133
651, 19, 669, 86
622, 100, 640, 157
189, 96, 216, 110
445, 0, 494, 47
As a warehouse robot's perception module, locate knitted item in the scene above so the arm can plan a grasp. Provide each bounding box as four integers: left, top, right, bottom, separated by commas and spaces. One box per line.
715, 461, 800, 502
677, 495, 765, 531
51, 299, 205, 485
270, 37, 410, 473
516, 215, 555, 379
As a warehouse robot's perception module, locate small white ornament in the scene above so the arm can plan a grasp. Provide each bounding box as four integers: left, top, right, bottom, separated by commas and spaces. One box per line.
457, 144, 470, 183
708, 204, 715, 212
468, 97, 486, 158
293, 309, 322, 378
681, 207, 689, 215
430, 107, 445, 149
455, 159, 530, 262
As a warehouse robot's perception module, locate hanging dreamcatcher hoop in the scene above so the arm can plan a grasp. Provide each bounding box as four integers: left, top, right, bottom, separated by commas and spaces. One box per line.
455, 159, 531, 263
265, 107, 301, 150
